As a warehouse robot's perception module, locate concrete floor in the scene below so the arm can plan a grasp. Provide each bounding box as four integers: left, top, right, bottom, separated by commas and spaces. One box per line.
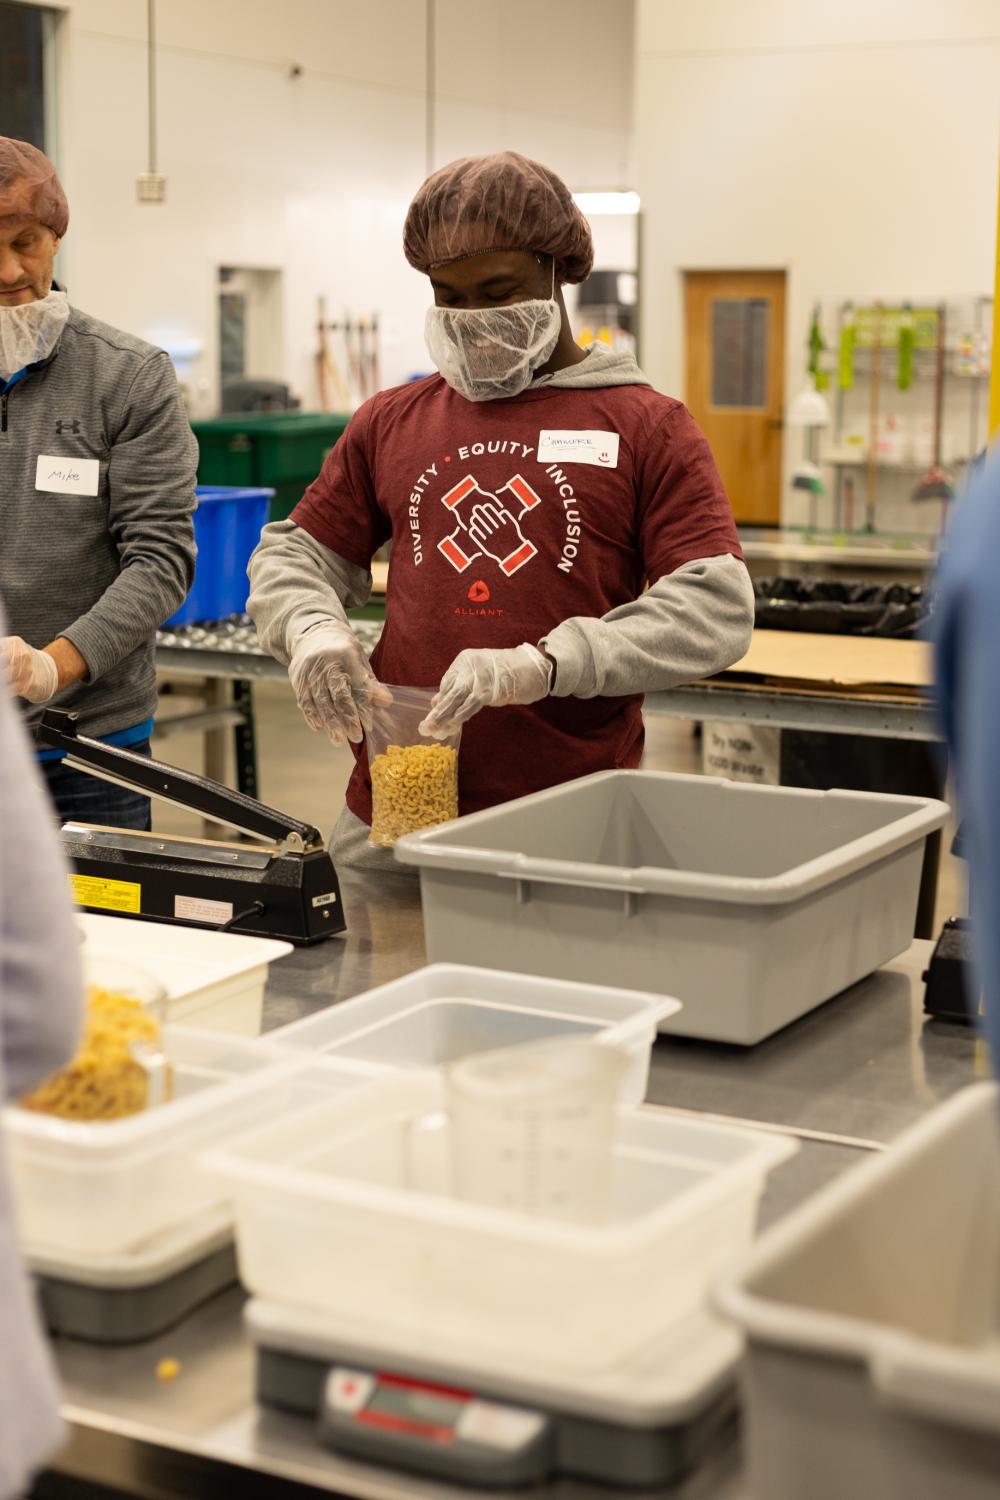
153, 677, 964, 925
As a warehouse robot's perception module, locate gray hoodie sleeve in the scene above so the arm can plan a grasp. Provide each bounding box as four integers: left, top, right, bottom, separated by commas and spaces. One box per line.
0, 624, 83, 1499
247, 520, 373, 664
60, 352, 197, 682
540, 554, 754, 698
247, 525, 754, 698
1, 666, 83, 1098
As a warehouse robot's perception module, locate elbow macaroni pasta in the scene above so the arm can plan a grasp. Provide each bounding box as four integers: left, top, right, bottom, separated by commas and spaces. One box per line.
369, 742, 459, 846
20, 987, 168, 1121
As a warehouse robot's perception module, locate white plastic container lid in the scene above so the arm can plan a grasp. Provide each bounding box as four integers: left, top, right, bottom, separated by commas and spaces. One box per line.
77, 913, 292, 1020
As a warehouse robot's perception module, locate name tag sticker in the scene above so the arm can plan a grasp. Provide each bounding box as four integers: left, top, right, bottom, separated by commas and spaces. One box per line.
35, 455, 100, 496
536, 430, 620, 469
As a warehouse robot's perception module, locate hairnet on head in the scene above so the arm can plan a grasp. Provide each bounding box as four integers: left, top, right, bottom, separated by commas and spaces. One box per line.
404, 151, 593, 285
0, 137, 69, 237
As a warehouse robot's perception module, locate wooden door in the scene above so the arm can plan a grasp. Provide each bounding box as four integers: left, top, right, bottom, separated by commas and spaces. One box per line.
684, 270, 786, 525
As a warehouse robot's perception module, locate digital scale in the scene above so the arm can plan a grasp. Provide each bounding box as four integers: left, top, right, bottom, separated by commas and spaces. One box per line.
247, 1299, 741, 1488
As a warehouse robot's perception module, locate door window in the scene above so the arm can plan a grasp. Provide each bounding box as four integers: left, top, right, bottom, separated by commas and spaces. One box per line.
711, 298, 769, 409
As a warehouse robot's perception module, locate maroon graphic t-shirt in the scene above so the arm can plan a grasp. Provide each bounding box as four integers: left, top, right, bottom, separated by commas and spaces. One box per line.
292, 374, 742, 825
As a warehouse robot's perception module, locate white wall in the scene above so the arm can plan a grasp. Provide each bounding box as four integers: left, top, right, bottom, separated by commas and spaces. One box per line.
33, 0, 634, 412
635, 0, 1000, 530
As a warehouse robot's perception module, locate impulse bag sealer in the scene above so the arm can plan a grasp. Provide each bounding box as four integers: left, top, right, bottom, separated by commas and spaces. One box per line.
37, 709, 345, 945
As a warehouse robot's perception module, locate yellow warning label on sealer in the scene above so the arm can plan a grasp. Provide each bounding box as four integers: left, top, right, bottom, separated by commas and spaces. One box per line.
69, 874, 141, 915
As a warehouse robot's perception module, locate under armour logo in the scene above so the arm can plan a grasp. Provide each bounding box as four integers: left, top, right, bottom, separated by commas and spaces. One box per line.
55, 418, 81, 435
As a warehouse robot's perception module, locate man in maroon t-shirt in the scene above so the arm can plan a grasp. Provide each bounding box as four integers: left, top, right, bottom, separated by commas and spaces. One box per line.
249, 152, 753, 868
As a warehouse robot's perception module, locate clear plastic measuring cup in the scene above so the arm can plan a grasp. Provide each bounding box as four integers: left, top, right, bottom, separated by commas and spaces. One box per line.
85, 955, 173, 1112
447, 1038, 629, 1224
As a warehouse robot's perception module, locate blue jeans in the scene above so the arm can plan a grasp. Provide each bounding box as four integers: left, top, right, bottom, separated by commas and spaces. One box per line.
40, 740, 153, 831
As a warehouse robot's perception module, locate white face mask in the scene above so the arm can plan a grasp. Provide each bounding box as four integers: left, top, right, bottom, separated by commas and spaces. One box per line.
424, 264, 561, 402
0, 288, 69, 379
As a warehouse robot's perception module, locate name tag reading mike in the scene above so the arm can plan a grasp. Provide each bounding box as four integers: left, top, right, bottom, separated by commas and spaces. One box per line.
35, 455, 100, 496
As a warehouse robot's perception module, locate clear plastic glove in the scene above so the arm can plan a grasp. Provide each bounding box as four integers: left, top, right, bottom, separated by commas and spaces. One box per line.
1, 636, 59, 703
420, 643, 552, 738
288, 623, 391, 744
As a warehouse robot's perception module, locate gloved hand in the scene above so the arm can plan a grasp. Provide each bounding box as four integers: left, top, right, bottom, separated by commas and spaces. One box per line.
288, 623, 392, 744
1, 636, 60, 703
420, 643, 552, 739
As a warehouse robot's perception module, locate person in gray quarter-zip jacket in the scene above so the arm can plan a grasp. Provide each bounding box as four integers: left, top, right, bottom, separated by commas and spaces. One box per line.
0, 138, 197, 831
0, 599, 84, 1499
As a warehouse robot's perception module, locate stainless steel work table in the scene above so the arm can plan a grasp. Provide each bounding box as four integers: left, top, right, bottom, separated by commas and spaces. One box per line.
156, 642, 939, 744
43, 871, 984, 1500
738, 530, 934, 585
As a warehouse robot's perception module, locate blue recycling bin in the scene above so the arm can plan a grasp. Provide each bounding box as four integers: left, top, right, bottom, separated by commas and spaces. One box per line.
165, 485, 274, 626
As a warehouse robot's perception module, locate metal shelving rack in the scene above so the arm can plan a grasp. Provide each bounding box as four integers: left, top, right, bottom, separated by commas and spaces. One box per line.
824, 297, 992, 538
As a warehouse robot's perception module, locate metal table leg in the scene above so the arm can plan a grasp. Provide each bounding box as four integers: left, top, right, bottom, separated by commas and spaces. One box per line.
157, 675, 260, 805
203, 678, 230, 786
232, 678, 259, 799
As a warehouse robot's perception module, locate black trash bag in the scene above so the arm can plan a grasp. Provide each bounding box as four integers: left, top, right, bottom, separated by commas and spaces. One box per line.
753, 577, 929, 639
780, 732, 944, 800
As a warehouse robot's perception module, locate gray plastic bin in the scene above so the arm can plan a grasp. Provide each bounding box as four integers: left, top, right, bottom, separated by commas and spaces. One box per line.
395, 771, 949, 1044
715, 1083, 1000, 1500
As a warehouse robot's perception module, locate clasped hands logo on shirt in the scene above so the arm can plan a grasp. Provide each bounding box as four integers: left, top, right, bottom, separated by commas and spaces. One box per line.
438, 474, 542, 579
468, 501, 529, 565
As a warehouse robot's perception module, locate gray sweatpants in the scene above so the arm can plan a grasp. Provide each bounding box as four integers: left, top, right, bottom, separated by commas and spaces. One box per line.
329, 804, 417, 875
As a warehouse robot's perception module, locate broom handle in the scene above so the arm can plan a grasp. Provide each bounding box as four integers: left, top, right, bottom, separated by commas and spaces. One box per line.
867, 302, 882, 525
316, 295, 329, 411
933, 304, 946, 469
370, 312, 381, 396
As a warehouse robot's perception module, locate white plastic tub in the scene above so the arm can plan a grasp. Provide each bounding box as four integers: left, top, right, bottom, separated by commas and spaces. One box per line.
78, 913, 292, 1035
267, 964, 680, 1106
6, 1030, 373, 1260
207, 1070, 795, 1372
395, 771, 949, 1044
716, 1083, 1000, 1500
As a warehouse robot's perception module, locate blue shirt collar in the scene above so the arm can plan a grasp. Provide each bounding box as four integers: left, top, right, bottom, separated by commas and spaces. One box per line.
0, 366, 32, 394
1, 285, 68, 392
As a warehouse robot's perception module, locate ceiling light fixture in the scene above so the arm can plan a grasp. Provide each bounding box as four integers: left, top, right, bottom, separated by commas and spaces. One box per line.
572, 191, 641, 216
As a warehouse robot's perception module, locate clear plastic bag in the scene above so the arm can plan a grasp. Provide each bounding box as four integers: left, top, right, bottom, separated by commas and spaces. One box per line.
367, 685, 461, 848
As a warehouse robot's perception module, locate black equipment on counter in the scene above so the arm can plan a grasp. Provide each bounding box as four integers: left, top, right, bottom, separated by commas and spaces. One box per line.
923, 826, 977, 1025
37, 710, 344, 945
923, 918, 979, 1026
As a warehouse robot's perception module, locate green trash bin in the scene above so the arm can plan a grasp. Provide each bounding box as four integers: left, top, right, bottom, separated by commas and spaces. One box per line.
192, 412, 351, 523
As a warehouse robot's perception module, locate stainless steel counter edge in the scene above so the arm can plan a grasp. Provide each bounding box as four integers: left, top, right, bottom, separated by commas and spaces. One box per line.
44, 875, 982, 1500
